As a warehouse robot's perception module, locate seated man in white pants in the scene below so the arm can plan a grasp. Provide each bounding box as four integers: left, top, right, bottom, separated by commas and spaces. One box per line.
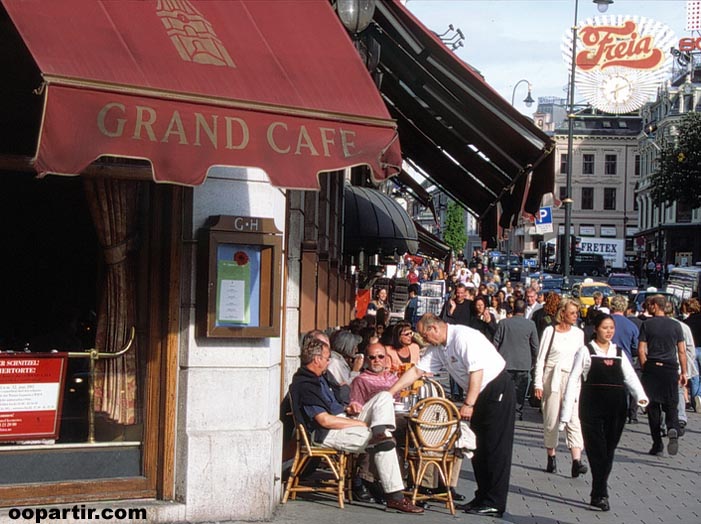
290, 337, 422, 513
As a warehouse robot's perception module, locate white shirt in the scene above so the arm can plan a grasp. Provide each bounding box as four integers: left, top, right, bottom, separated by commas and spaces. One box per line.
417, 324, 505, 392
533, 325, 584, 392
525, 301, 543, 320
560, 341, 648, 424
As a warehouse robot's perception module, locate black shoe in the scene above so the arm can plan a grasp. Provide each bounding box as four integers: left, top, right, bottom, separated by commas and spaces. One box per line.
352, 483, 375, 503
546, 455, 557, 473
449, 487, 465, 502
667, 428, 679, 456
590, 496, 610, 511
367, 481, 385, 505
627, 417, 638, 424
648, 445, 665, 457
465, 505, 504, 518
457, 498, 481, 511
572, 459, 588, 478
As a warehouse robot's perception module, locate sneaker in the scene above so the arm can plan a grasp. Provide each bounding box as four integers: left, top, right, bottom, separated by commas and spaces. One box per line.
695, 395, 701, 413
667, 428, 679, 456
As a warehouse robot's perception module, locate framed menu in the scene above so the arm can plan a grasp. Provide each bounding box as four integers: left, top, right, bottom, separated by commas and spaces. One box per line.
197, 216, 282, 338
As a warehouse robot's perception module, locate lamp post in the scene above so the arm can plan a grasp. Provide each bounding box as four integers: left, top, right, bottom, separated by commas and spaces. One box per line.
505, 79, 534, 281
562, 0, 613, 287
511, 79, 535, 108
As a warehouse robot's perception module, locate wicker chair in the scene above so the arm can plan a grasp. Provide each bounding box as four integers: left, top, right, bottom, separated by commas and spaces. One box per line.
404, 397, 460, 514
282, 392, 353, 508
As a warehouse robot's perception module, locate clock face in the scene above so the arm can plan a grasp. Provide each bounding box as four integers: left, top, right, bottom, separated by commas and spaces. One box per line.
602, 76, 632, 105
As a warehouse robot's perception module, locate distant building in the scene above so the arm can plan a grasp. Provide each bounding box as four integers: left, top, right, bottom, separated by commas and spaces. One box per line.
549, 109, 642, 271
532, 96, 568, 134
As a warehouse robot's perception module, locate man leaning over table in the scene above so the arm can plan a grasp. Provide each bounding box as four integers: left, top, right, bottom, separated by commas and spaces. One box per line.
390, 313, 515, 519
290, 337, 423, 513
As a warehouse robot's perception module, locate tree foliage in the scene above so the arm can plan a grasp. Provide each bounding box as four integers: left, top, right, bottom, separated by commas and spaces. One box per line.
442, 200, 467, 256
650, 112, 701, 209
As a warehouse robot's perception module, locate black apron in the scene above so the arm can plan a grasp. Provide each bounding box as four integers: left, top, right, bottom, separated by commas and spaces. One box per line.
580, 343, 627, 420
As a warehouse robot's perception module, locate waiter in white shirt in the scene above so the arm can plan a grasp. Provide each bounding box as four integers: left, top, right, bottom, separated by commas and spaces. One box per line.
390, 313, 515, 519
525, 288, 543, 320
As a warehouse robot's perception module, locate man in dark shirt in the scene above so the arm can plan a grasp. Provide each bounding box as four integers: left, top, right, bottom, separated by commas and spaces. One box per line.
440, 282, 473, 400
289, 337, 422, 513
493, 299, 539, 419
638, 295, 688, 456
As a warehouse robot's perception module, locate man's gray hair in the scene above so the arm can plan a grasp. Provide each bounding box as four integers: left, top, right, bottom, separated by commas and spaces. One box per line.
300, 337, 327, 365
609, 295, 628, 313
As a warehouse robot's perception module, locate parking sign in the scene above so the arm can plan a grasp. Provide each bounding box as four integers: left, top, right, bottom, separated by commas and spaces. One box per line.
535, 206, 553, 234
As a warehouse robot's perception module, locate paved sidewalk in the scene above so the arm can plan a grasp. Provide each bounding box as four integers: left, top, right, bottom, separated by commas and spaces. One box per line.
275, 405, 701, 524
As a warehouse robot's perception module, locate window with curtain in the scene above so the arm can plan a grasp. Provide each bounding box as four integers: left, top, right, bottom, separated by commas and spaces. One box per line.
604, 188, 617, 210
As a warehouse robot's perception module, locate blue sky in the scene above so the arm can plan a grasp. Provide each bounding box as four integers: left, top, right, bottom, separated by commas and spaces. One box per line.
405, 0, 690, 114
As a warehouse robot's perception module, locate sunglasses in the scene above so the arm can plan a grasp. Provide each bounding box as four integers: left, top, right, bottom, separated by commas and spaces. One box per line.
367, 355, 385, 360
401, 331, 412, 336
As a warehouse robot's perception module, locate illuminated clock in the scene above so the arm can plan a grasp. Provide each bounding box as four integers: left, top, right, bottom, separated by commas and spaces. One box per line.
602, 75, 633, 107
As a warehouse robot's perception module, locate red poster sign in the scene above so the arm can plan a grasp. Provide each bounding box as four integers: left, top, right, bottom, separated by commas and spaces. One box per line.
0, 354, 67, 441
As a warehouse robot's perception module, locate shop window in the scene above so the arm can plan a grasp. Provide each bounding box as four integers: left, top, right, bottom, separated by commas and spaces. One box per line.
635, 154, 640, 176
604, 188, 616, 210
581, 187, 594, 210
0, 172, 171, 503
582, 154, 595, 175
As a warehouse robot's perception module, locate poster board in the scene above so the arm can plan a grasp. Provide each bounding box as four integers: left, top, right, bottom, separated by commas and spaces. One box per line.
197, 216, 282, 338
0, 353, 67, 441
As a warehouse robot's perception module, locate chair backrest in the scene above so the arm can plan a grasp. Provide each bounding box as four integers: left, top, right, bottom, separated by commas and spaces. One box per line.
420, 377, 446, 399
407, 397, 459, 450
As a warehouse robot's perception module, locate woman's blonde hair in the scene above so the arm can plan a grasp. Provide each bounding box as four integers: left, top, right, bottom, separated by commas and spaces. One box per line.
555, 298, 580, 324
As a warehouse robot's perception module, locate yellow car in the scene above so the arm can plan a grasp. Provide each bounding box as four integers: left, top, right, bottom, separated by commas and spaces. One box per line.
571, 279, 615, 318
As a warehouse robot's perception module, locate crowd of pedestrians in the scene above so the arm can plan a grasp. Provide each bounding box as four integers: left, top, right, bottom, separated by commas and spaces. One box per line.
285, 250, 699, 518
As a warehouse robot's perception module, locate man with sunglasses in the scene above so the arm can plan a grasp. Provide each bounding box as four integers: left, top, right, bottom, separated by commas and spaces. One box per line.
290, 337, 423, 513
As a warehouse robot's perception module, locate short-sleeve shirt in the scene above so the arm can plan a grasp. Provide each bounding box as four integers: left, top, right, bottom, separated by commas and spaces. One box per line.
417, 324, 505, 391
639, 316, 684, 365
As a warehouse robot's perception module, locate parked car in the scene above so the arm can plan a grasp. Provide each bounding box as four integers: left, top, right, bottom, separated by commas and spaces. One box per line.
607, 273, 639, 296
489, 254, 522, 282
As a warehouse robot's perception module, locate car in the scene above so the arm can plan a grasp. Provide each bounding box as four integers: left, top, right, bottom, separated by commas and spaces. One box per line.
571, 279, 615, 318
607, 273, 639, 296
539, 274, 565, 295
632, 288, 681, 315
489, 254, 522, 282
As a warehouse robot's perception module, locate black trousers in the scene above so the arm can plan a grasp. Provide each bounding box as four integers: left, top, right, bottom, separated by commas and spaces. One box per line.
507, 370, 529, 411
580, 386, 627, 498
470, 371, 516, 513
642, 364, 679, 447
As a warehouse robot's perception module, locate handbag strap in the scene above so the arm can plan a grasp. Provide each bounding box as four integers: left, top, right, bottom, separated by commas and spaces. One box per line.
544, 328, 557, 363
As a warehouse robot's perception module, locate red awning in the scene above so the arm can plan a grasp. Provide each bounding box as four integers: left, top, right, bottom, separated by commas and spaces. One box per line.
2, 0, 401, 188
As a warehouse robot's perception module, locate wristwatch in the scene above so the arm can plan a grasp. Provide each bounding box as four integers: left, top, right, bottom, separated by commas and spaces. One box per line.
464, 402, 475, 408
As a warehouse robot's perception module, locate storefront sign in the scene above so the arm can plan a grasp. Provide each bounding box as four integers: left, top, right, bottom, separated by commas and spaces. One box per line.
36, 85, 400, 189
600, 225, 617, 237
563, 16, 675, 114
0, 354, 67, 441
579, 225, 596, 236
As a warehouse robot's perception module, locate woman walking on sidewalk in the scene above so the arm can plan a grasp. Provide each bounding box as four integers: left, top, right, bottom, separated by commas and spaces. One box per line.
533, 298, 587, 477
560, 314, 648, 512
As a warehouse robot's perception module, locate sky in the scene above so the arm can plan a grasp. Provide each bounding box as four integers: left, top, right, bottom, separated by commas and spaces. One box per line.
405, 0, 691, 114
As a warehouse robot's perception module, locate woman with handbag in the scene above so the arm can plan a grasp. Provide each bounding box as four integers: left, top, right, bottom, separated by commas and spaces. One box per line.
533, 298, 587, 477
560, 314, 648, 511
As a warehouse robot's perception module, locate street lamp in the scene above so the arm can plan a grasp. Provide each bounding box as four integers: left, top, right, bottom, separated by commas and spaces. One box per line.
562, 0, 613, 287
511, 79, 534, 108
336, 0, 377, 34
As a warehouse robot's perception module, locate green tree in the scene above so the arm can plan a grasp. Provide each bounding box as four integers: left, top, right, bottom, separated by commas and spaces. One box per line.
650, 112, 701, 209
442, 200, 467, 256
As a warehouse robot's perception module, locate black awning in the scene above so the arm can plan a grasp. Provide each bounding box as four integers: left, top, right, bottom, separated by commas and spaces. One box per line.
372, 0, 555, 226
344, 185, 418, 257
414, 221, 451, 261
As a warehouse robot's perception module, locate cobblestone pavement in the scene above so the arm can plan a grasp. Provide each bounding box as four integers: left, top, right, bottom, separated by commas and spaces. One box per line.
275, 404, 701, 524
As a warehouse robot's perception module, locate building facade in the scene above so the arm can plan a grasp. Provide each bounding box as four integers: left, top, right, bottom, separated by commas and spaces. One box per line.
635, 79, 701, 267
549, 111, 641, 271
